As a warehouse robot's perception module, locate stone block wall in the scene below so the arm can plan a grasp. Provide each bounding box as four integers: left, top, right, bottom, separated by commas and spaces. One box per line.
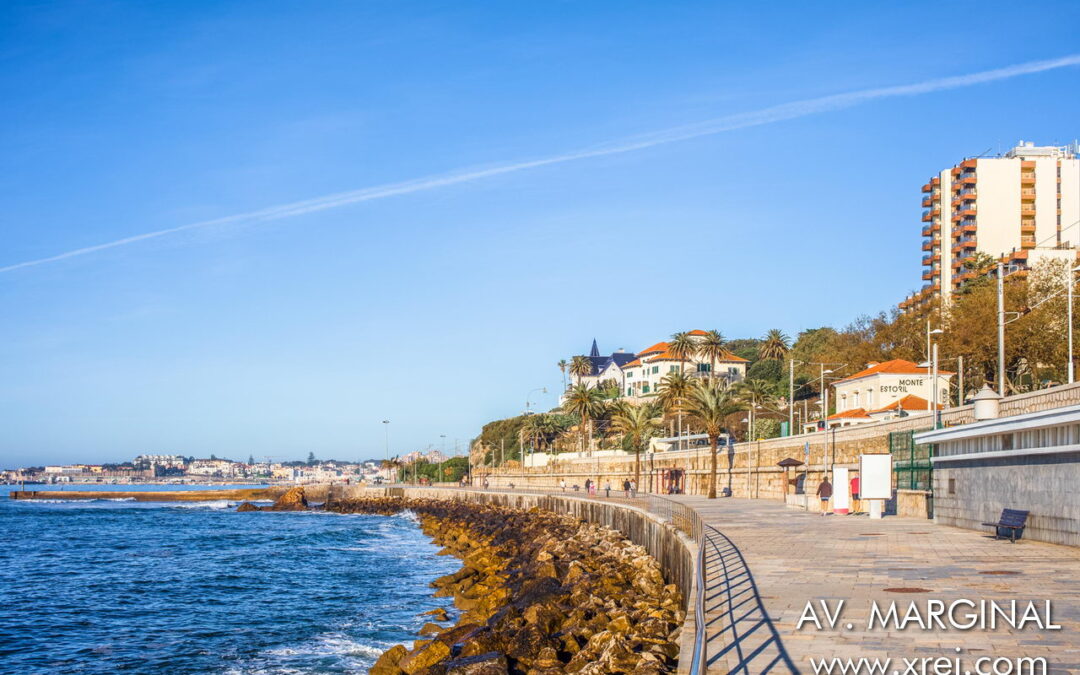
932, 451, 1080, 547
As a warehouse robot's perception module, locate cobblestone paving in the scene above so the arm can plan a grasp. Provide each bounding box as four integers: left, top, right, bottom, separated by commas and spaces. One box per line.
668, 497, 1080, 674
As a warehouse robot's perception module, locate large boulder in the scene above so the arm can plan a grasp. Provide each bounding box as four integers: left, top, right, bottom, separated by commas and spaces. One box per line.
266, 486, 308, 511
444, 652, 508, 675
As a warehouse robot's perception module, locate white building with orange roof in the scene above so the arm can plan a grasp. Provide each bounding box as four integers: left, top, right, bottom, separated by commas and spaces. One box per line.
807, 359, 954, 430
622, 330, 748, 401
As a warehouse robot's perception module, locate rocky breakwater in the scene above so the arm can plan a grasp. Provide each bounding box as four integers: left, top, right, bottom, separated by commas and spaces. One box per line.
327, 496, 684, 675
236, 486, 308, 511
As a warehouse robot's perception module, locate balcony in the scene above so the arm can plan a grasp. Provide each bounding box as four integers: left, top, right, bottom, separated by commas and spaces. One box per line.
955, 223, 977, 235
922, 239, 934, 251
956, 188, 977, 199
1021, 235, 1036, 249
922, 210, 934, 222
1009, 249, 1029, 261
921, 225, 933, 237
1021, 187, 1036, 200
1020, 222, 1036, 234
921, 182, 933, 193
922, 196, 933, 208
922, 270, 934, 281
1021, 172, 1035, 186
1021, 160, 1036, 169
960, 159, 977, 169
1021, 204, 1036, 215
958, 174, 977, 185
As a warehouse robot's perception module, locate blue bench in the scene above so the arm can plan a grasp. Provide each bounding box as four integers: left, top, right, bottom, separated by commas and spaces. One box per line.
982, 509, 1029, 543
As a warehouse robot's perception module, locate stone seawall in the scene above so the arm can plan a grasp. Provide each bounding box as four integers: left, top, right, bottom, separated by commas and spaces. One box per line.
335, 486, 700, 673
476, 382, 1080, 505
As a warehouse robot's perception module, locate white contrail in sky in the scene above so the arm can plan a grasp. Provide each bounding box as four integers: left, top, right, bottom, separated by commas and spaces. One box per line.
4, 53, 1080, 274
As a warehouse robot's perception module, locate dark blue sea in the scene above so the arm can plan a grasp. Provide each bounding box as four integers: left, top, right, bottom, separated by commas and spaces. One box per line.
0, 485, 458, 674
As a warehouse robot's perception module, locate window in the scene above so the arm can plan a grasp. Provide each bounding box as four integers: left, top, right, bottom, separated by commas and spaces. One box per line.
627, 372, 633, 378
1001, 434, 1014, 451
948, 477, 956, 495
669, 366, 677, 373
852, 391, 859, 408
697, 363, 710, 372
652, 366, 659, 374
627, 388, 632, 397
643, 385, 651, 394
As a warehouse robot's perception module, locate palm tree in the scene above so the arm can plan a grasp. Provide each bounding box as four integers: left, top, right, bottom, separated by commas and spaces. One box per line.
657, 371, 692, 448
667, 331, 697, 375
610, 401, 663, 491
569, 355, 593, 385
557, 359, 569, 390
562, 383, 604, 455
697, 330, 726, 380
683, 380, 742, 498
759, 329, 791, 361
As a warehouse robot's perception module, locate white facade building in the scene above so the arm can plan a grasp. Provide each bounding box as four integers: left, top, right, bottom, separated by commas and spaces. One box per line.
622, 330, 748, 401
809, 359, 954, 430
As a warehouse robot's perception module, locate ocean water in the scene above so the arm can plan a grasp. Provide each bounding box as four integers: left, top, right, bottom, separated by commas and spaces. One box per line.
0, 485, 458, 674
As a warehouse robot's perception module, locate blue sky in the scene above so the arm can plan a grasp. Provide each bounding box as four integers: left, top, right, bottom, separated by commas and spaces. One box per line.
3, 1, 1080, 467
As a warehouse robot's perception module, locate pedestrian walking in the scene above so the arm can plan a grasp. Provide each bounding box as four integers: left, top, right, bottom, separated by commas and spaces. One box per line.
584, 478, 592, 494
605, 481, 611, 498
816, 478, 832, 516
622, 479, 630, 498
850, 475, 861, 514
483, 478, 489, 490
560, 479, 567, 492
630, 479, 637, 498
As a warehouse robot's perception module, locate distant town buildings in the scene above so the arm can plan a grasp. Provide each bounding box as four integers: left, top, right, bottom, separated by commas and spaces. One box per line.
3, 455, 397, 485
902, 141, 1080, 311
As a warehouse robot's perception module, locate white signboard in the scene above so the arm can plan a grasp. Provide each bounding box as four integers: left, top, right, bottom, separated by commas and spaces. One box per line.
859, 454, 893, 500
832, 467, 850, 514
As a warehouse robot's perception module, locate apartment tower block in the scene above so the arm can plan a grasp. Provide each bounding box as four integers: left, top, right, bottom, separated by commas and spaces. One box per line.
902, 141, 1080, 311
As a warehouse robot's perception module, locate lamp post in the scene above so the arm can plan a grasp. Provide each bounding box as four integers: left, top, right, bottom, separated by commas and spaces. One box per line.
382, 420, 390, 483
1068, 265, 1080, 383
440, 434, 447, 484
525, 387, 548, 415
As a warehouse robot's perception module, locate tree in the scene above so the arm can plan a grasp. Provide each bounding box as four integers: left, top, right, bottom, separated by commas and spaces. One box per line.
697, 330, 726, 380
610, 401, 663, 490
248, 454, 254, 465
682, 380, 742, 499
759, 329, 791, 361
210, 453, 217, 461
557, 359, 569, 390
667, 331, 697, 375
561, 383, 604, 454
307, 451, 316, 466
569, 355, 593, 383
657, 371, 692, 443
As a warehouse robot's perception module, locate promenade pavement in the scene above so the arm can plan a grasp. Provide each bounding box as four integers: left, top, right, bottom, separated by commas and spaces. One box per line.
664, 496, 1080, 675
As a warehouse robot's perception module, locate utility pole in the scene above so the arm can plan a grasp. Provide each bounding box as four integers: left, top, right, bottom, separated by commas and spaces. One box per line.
1070, 264, 1076, 384
788, 359, 795, 436
997, 262, 1006, 395
932, 343, 939, 429
958, 355, 964, 406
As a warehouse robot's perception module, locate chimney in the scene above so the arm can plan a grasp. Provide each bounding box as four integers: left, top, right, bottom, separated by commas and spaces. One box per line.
972, 385, 1001, 421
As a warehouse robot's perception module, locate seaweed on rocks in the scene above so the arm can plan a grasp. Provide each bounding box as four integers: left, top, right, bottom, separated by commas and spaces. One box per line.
324, 496, 683, 675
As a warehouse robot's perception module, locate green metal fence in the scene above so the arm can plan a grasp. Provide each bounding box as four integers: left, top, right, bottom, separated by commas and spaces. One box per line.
888, 430, 934, 492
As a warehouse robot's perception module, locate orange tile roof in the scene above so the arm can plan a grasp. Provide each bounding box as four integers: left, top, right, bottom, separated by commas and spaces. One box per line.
623, 358, 642, 368
869, 394, 942, 414
637, 341, 669, 356
834, 359, 953, 384
687, 329, 709, 336
826, 408, 871, 421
